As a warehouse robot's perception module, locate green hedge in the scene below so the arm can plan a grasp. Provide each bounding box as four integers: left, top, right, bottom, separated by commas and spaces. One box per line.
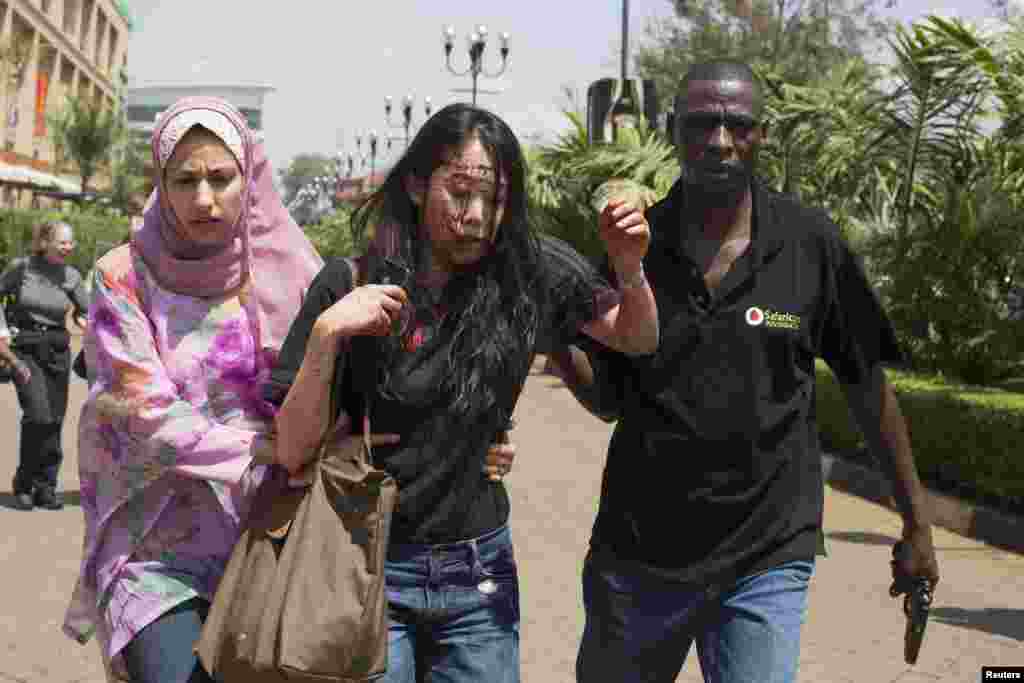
0, 205, 360, 276
301, 206, 357, 260
815, 360, 1024, 513
0, 207, 130, 275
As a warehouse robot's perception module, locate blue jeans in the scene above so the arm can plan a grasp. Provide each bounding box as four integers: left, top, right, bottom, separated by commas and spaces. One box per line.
384, 524, 520, 683
121, 598, 214, 683
577, 551, 814, 683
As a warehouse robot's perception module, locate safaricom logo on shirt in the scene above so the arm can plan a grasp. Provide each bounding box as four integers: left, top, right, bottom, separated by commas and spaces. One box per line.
745, 307, 801, 330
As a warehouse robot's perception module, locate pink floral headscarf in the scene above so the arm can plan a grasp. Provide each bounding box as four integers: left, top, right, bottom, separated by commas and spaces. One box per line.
133, 96, 323, 352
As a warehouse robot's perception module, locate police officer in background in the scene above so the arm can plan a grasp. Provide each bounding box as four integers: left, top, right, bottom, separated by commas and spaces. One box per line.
0, 221, 88, 510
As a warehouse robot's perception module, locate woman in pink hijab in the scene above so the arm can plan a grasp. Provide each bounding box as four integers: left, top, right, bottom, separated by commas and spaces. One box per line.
61, 97, 323, 682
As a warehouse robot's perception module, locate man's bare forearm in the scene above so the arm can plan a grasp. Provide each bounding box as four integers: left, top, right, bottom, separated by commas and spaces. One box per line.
842, 366, 931, 530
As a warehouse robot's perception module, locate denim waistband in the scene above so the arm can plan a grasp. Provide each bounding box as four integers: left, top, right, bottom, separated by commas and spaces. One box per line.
387, 524, 510, 562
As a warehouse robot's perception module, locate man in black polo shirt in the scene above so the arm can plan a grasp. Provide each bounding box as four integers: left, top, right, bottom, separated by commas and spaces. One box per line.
550, 60, 940, 683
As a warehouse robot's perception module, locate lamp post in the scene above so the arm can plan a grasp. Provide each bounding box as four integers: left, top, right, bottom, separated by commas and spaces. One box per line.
355, 131, 381, 189
333, 151, 345, 197
315, 175, 332, 213
384, 93, 433, 150
442, 24, 510, 106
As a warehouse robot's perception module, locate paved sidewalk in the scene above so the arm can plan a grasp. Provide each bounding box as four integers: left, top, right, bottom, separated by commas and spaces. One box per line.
0, 362, 1021, 682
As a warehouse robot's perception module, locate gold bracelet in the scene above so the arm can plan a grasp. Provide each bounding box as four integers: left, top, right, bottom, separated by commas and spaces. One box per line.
617, 266, 647, 291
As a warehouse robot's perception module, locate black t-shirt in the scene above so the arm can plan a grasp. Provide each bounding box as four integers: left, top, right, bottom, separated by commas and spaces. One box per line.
267, 235, 616, 544
586, 180, 903, 585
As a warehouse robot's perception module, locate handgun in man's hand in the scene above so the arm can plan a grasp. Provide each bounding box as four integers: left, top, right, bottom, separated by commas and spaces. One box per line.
890, 541, 934, 665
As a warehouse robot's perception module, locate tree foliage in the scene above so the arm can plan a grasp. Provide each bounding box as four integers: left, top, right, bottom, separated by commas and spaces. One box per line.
0, 206, 130, 273
637, 0, 894, 114
106, 136, 148, 214
48, 96, 124, 193
528, 112, 679, 264
761, 16, 1024, 383
532, 11, 1024, 384
302, 205, 358, 259
278, 153, 335, 205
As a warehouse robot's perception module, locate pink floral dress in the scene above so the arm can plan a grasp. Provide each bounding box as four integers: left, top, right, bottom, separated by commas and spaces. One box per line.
63, 245, 278, 680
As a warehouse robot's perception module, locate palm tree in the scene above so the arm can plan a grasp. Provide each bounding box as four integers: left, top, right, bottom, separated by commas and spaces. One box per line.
761, 57, 900, 235
528, 111, 679, 264
48, 95, 125, 194
733, 16, 1024, 382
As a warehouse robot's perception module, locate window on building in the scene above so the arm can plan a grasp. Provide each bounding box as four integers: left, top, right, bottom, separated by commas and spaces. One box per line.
240, 109, 262, 131
125, 104, 263, 132
126, 105, 165, 124
10, 15, 35, 87
107, 25, 117, 76
63, 0, 81, 37
94, 11, 107, 69
59, 59, 75, 100
79, 0, 94, 51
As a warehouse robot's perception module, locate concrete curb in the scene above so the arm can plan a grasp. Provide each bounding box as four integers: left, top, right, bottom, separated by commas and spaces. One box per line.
822, 452, 1024, 555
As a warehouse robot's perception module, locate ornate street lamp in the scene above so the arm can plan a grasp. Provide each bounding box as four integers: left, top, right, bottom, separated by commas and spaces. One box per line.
442, 24, 509, 106
355, 131, 381, 188
385, 93, 433, 150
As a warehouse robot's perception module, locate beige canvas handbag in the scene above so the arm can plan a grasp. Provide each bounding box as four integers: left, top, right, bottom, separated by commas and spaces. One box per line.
197, 259, 396, 682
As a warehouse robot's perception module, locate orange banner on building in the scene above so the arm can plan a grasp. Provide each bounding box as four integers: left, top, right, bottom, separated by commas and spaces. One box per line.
34, 72, 49, 138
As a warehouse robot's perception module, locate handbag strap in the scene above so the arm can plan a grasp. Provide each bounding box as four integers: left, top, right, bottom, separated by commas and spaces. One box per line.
322, 256, 374, 461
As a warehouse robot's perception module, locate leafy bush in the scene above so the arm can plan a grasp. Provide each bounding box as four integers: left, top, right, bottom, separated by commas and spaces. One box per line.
1, 203, 367, 279
754, 18, 1024, 385
0, 207, 130, 275
815, 360, 1024, 514
865, 181, 1024, 385
0, 208, 42, 270
302, 206, 357, 259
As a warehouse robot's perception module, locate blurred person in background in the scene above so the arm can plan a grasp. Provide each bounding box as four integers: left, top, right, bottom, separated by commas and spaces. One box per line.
0, 220, 87, 510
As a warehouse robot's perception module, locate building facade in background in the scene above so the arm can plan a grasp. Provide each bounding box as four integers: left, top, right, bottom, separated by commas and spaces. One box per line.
125, 81, 274, 193
0, 0, 130, 206
125, 82, 273, 141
